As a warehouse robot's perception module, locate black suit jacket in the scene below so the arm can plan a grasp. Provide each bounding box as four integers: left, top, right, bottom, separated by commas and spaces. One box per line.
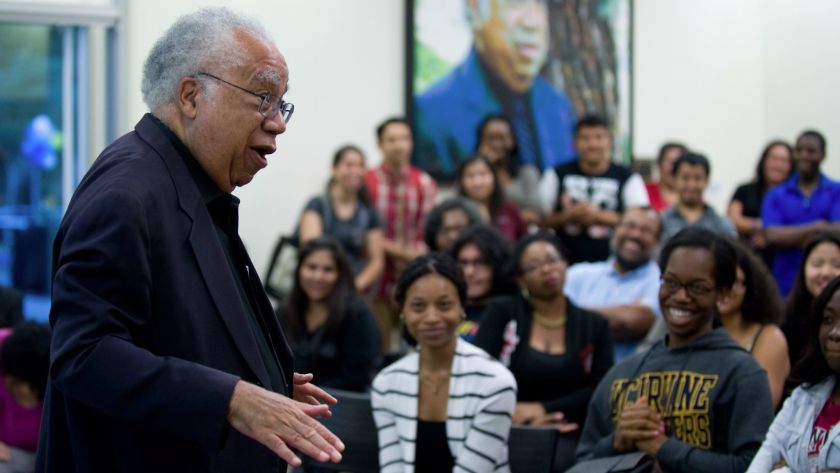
36, 115, 294, 472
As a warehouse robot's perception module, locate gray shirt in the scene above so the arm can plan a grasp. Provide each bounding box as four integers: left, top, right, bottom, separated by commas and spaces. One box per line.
661, 205, 735, 242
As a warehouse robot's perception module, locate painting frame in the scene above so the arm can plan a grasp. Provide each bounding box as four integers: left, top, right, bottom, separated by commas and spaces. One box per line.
406, 0, 634, 183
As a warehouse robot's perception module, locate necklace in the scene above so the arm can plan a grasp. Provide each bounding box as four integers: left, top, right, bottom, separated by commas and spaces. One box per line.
533, 310, 567, 329
420, 372, 450, 395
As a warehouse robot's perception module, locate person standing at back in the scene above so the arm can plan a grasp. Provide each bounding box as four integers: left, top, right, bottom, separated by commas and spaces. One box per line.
540, 115, 649, 264
365, 118, 437, 353
763, 130, 840, 296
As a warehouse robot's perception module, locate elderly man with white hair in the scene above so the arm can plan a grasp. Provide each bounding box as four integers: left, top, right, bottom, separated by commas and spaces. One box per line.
36, 8, 343, 473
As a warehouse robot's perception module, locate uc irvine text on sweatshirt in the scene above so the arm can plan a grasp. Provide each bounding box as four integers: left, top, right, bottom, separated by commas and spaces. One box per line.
575, 327, 773, 473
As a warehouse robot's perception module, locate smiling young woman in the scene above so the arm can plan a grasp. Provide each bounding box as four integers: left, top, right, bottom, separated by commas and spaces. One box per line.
748, 276, 840, 472
276, 238, 380, 392
370, 253, 517, 473
576, 228, 774, 473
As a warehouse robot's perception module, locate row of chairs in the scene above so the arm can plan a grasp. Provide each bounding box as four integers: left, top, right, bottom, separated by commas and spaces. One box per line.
303, 389, 579, 473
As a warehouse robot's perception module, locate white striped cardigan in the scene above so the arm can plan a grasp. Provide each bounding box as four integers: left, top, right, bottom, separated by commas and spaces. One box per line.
371, 338, 517, 472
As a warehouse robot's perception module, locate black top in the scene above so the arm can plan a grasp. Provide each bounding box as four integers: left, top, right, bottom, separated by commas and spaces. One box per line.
277, 298, 380, 392
457, 302, 488, 343
552, 161, 635, 264
473, 293, 614, 424
731, 181, 775, 269
731, 182, 764, 218
414, 420, 454, 472
152, 114, 286, 393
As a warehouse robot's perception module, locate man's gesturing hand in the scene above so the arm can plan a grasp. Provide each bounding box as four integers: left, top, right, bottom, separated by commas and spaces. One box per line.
293, 372, 338, 408
227, 380, 345, 467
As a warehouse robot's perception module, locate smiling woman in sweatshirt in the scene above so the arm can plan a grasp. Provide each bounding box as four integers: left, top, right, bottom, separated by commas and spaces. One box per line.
575, 227, 774, 473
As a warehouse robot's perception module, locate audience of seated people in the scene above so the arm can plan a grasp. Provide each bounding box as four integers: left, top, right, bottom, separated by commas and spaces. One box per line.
364, 117, 437, 353
644, 141, 687, 212
0, 322, 51, 473
276, 238, 380, 392
763, 130, 840, 296
782, 232, 840, 371
540, 115, 650, 264
422, 197, 482, 253
576, 227, 774, 473
448, 225, 517, 342
660, 152, 736, 242
718, 238, 790, 408
474, 232, 614, 428
457, 155, 527, 242
728, 140, 793, 269
564, 207, 663, 362
748, 275, 840, 472
10, 106, 840, 471
474, 114, 542, 224
371, 254, 517, 472
297, 144, 384, 292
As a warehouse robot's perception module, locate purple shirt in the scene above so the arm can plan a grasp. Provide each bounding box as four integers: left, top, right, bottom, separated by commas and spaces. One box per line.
0, 328, 43, 452
762, 173, 840, 295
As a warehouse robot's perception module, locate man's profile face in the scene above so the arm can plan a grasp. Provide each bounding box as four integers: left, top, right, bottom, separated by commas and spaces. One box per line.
574, 125, 612, 169
378, 122, 413, 168
472, 0, 550, 93
188, 31, 288, 193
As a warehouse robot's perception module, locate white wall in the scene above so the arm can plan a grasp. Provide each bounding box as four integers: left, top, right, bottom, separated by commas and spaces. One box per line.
119, 0, 840, 277
634, 0, 840, 212
121, 0, 405, 276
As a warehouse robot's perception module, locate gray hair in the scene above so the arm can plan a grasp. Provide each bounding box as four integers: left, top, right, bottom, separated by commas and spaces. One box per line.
141, 7, 274, 112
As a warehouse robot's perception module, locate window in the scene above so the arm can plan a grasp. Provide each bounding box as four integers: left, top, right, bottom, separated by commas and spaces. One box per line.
0, 1, 118, 323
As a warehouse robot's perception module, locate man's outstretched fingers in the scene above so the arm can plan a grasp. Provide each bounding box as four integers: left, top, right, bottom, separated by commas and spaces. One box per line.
282, 417, 341, 463
263, 434, 302, 467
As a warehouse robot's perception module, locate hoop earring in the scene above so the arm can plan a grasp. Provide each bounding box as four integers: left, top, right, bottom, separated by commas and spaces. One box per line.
520, 287, 531, 301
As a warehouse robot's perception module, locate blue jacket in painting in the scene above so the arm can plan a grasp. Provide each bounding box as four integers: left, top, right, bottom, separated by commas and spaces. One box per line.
414, 48, 577, 181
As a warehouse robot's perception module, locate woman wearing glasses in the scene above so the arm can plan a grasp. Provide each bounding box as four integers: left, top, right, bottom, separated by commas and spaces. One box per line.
576, 228, 774, 473
448, 225, 516, 343
474, 231, 614, 428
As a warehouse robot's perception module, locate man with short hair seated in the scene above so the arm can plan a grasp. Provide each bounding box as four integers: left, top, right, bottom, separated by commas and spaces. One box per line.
564, 207, 662, 362
660, 152, 735, 242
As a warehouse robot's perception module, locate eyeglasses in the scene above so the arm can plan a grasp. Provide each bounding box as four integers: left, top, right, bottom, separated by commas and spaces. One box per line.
659, 276, 715, 298
520, 256, 565, 275
458, 257, 490, 269
196, 72, 294, 123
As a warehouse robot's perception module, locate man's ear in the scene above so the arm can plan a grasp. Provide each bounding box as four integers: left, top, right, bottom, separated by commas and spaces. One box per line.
177, 76, 200, 119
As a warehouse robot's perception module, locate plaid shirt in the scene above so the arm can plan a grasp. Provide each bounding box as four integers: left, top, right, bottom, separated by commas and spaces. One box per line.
365, 164, 437, 297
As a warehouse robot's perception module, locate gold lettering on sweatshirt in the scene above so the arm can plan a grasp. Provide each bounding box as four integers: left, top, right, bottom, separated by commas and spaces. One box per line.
609, 371, 719, 449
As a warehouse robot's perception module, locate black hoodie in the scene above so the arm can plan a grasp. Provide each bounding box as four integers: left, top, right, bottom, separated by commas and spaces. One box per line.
575, 327, 773, 473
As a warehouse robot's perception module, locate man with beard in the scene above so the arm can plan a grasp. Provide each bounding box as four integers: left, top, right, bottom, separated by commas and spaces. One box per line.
564, 207, 662, 361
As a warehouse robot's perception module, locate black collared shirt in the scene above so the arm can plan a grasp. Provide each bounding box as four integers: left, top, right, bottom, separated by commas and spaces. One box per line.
149, 114, 286, 394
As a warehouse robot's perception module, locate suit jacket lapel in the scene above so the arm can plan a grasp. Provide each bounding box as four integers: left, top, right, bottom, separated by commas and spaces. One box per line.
134, 115, 272, 388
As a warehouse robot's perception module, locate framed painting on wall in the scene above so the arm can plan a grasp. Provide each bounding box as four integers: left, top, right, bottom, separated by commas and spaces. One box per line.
408, 0, 633, 183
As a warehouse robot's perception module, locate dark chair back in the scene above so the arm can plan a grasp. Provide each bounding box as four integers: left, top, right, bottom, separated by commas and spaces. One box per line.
509, 425, 558, 473
263, 234, 299, 302
304, 389, 379, 473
